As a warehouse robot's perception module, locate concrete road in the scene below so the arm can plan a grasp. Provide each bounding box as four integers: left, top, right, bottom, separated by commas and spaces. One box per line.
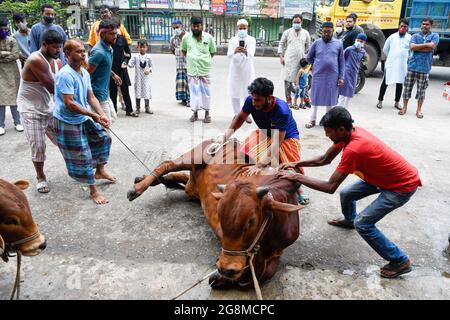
1, 54, 449, 299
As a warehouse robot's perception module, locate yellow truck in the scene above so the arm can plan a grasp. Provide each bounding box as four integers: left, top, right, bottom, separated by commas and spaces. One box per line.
314, 0, 450, 74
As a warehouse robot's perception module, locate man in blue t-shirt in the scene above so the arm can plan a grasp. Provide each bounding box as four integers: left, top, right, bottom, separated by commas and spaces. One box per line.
398, 17, 439, 119
54, 40, 116, 205
87, 19, 122, 125
217, 77, 309, 204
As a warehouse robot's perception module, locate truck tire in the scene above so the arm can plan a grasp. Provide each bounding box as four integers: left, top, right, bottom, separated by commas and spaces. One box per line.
364, 42, 378, 76
355, 68, 365, 94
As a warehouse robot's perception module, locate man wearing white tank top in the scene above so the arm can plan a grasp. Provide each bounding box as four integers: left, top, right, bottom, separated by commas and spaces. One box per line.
17, 30, 63, 194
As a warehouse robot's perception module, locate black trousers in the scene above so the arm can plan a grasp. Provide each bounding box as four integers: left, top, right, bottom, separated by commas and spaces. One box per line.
109, 81, 133, 114
378, 75, 403, 102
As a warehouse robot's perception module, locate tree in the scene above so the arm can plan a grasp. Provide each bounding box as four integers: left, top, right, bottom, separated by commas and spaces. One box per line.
0, 0, 63, 26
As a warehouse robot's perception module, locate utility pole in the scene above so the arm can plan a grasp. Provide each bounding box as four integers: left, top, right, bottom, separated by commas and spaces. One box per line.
278, 0, 286, 40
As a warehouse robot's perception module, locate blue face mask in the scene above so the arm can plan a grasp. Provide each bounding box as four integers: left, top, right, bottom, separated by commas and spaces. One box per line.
238, 29, 247, 38
354, 41, 363, 49
293, 23, 301, 30
0, 30, 8, 39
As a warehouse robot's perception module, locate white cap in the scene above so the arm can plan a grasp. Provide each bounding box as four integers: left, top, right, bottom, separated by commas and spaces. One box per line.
237, 19, 248, 26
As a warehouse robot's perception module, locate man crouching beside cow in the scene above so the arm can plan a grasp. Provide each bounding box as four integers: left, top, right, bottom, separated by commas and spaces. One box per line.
279, 107, 421, 278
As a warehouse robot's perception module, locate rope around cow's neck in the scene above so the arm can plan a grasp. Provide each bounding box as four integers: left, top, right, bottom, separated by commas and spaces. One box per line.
249, 252, 263, 300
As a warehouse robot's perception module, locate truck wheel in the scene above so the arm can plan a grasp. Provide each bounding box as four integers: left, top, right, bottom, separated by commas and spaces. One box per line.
364, 42, 378, 76
355, 69, 365, 94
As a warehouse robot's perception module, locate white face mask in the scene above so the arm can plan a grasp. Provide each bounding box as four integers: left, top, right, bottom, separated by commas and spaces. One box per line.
293, 23, 301, 30
354, 40, 364, 49
336, 26, 343, 34
174, 28, 182, 36
238, 29, 247, 38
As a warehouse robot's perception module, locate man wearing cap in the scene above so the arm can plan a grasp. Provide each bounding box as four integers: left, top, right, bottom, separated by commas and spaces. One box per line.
170, 19, 189, 107
181, 16, 216, 123
337, 33, 366, 108
306, 21, 344, 128
279, 106, 421, 278
227, 18, 256, 123
278, 14, 311, 108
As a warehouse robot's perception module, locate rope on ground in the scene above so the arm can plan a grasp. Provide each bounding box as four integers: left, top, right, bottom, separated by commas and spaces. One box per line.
171, 267, 217, 300
249, 253, 263, 300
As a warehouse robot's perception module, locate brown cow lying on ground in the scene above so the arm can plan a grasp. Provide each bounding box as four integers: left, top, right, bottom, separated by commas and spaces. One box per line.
128, 139, 304, 288
0, 179, 46, 261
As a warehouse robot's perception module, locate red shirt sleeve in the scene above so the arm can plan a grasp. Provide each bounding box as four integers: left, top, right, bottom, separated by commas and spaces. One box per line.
336, 148, 358, 174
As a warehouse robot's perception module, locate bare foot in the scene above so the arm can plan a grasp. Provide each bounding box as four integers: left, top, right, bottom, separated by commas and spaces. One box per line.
91, 191, 109, 205
94, 170, 117, 183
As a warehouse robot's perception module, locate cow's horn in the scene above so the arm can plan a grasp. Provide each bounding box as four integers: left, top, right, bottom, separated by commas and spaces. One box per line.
217, 184, 226, 192
256, 186, 270, 198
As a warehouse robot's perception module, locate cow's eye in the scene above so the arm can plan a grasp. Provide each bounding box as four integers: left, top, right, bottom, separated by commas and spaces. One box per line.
3, 219, 19, 225
247, 218, 256, 229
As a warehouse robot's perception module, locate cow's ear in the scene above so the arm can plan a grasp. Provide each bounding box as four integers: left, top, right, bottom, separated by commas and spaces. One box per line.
211, 192, 223, 200
268, 199, 305, 214
14, 180, 29, 190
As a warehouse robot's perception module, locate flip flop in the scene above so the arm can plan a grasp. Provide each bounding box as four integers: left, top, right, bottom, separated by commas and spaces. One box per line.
297, 193, 310, 205
416, 112, 423, 119
398, 108, 407, 116
36, 180, 50, 193
305, 122, 316, 129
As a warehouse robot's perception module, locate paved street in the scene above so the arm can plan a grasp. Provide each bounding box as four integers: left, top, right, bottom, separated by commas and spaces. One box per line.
1, 53, 449, 299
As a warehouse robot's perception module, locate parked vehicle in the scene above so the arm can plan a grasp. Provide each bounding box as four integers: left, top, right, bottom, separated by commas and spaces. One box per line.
313, 0, 450, 75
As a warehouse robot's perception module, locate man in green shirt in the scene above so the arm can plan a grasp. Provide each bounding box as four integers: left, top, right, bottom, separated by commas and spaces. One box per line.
181, 16, 216, 123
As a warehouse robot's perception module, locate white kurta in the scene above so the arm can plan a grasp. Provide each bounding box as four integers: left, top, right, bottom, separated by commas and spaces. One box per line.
128, 54, 153, 99
227, 35, 256, 99
383, 32, 411, 85
278, 28, 311, 82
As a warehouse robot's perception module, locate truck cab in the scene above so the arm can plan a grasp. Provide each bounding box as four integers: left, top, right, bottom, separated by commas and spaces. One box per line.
315, 0, 405, 75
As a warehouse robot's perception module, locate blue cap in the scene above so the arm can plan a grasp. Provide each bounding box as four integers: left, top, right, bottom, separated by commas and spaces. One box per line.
172, 19, 182, 25
356, 33, 367, 41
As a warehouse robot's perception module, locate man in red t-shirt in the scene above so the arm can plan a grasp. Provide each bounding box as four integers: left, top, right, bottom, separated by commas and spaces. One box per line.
279, 107, 421, 278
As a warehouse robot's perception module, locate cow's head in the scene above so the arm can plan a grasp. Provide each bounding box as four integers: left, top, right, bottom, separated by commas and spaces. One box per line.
211, 180, 303, 283
0, 180, 46, 257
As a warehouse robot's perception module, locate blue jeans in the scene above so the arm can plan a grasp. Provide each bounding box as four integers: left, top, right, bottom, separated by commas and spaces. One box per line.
340, 180, 416, 263
0, 105, 21, 128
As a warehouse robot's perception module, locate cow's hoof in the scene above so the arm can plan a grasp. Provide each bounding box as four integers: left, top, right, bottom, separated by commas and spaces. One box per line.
127, 189, 141, 202
134, 175, 145, 184
208, 271, 234, 289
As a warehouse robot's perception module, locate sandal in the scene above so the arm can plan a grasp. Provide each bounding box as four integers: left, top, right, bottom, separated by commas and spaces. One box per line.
305, 121, 316, 129
203, 115, 211, 123
190, 113, 198, 122
36, 180, 50, 194
398, 108, 407, 116
416, 112, 423, 119
380, 259, 412, 278
126, 112, 139, 117
291, 104, 300, 110
297, 193, 310, 205
327, 218, 355, 229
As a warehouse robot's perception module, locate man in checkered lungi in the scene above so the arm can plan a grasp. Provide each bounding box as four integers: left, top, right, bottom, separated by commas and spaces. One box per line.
54, 40, 115, 205
399, 17, 439, 119
17, 30, 64, 193
170, 19, 190, 107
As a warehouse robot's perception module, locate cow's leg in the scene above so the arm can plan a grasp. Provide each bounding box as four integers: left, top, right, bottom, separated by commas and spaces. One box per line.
128, 160, 191, 201
159, 172, 190, 190
128, 139, 214, 201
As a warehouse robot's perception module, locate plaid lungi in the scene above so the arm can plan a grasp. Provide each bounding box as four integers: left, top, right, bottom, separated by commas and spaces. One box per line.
54, 118, 111, 185
188, 75, 211, 112
176, 68, 189, 101
402, 70, 429, 100
21, 112, 57, 162
240, 129, 304, 172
